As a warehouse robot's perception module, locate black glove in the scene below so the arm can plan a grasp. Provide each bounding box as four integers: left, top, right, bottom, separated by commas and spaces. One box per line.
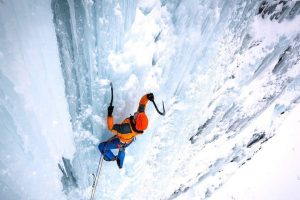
107, 105, 114, 116
147, 93, 154, 102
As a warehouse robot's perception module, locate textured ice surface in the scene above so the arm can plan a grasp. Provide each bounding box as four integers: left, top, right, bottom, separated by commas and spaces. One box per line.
1, 0, 300, 199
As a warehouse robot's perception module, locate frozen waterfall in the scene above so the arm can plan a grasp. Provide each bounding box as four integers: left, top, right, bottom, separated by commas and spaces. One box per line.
1, 0, 300, 200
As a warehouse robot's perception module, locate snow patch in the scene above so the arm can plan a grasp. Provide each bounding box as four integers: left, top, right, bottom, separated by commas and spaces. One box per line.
250, 15, 300, 43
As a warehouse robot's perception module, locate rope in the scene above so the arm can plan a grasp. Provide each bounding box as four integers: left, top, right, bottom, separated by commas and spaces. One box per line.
90, 156, 104, 200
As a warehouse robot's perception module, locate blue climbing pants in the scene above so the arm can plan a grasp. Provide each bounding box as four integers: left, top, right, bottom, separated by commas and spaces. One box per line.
98, 137, 132, 168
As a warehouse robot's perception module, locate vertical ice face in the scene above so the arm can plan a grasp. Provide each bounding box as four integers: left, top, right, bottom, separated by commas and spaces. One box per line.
51, 0, 137, 133
89, 0, 299, 199
0, 0, 75, 199
1, 0, 300, 199
50, 0, 139, 198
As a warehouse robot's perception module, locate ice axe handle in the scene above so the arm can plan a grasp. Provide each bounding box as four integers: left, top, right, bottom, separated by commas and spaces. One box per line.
110, 82, 113, 107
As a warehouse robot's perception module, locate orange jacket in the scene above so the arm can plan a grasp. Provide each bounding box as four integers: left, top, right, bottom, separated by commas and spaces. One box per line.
107, 95, 149, 144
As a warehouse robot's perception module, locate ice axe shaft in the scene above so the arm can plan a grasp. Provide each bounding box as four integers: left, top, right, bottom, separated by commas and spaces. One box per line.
110, 82, 113, 106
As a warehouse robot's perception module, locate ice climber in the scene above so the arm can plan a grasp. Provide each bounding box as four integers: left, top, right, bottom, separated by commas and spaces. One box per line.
98, 93, 154, 169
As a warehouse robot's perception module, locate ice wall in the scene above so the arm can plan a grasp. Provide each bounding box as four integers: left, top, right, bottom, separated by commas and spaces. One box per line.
0, 0, 74, 199
50, 0, 139, 198
1, 0, 300, 200
88, 1, 300, 199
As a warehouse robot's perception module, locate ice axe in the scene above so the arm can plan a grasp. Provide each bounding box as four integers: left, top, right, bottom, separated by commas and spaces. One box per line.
151, 99, 165, 116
